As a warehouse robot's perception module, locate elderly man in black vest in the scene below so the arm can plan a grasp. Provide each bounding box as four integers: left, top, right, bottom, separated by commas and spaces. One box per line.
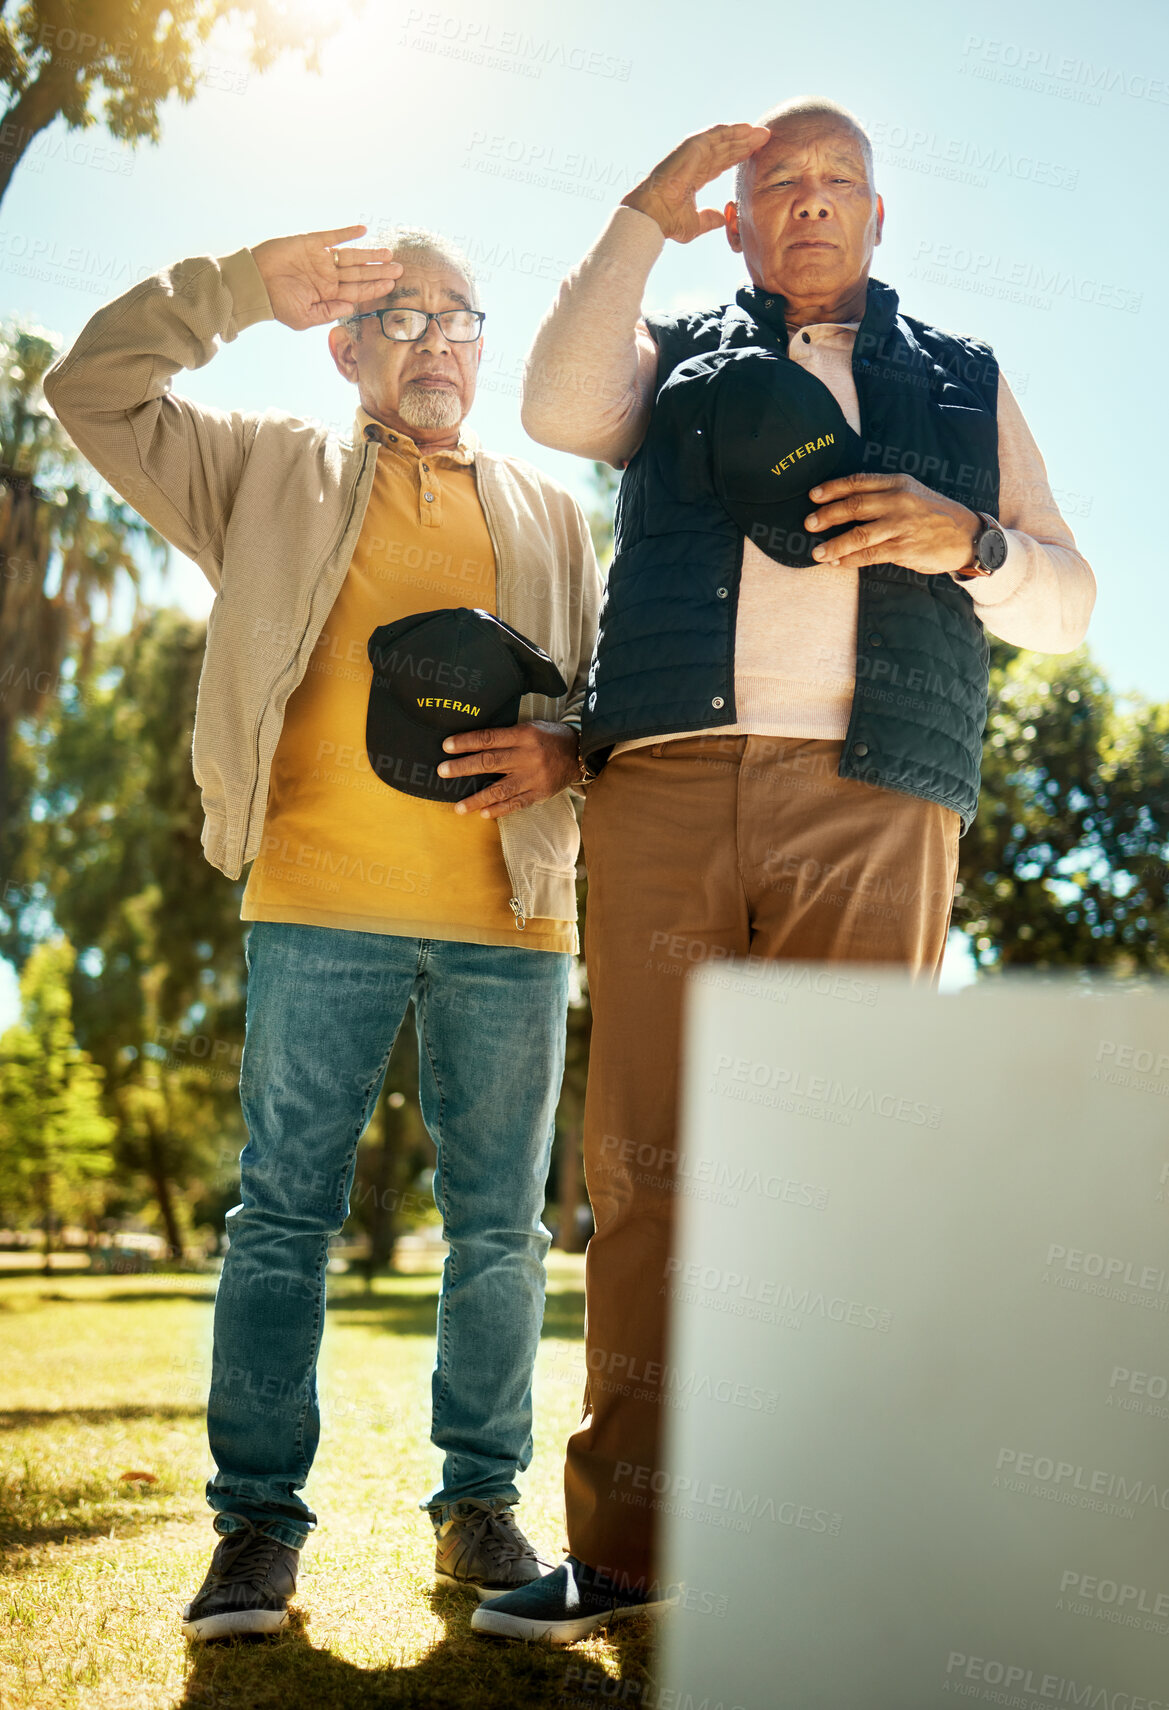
460, 96, 1094, 1646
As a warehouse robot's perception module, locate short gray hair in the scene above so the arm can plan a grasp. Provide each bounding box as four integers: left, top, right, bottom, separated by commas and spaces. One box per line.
734, 97, 873, 206
339, 226, 480, 329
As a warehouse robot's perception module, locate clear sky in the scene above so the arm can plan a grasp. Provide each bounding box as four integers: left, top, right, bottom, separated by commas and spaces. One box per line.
2, 0, 1166, 1019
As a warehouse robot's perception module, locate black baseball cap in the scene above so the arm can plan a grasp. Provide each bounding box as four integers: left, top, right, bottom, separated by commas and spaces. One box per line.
656, 346, 864, 568
366, 606, 567, 803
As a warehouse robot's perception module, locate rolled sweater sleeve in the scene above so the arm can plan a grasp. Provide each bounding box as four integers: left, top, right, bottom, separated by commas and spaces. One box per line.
958, 374, 1096, 653
522, 206, 664, 467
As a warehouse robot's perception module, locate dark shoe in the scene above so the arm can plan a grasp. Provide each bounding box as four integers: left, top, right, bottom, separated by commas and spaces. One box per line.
181, 1513, 301, 1640
470, 1555, 678, 1644
433, 1498, 543, 1600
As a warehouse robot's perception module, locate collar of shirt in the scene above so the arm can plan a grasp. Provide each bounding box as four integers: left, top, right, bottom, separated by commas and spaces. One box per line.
785, 322, 861, 380
786, 321, 860, 349
737, 284, 860, 354
355, 406, 478, 464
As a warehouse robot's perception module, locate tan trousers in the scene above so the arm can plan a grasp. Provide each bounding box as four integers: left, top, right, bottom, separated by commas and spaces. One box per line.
566, 736, 960, 1588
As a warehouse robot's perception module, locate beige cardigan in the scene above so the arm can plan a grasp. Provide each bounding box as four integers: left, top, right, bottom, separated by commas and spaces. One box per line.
44, 248, 602, 926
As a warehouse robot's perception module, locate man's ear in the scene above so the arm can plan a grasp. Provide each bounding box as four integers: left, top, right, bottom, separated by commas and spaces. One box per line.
875, 193, 885, 246
724, 201, 743, 254
328, 323, 360, 384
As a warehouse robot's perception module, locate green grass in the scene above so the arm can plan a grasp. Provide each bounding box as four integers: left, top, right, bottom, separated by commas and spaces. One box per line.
0, 1259, 656, 1709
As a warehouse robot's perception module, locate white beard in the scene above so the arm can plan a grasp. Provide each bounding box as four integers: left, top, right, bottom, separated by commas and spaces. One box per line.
398, 383, 463, 431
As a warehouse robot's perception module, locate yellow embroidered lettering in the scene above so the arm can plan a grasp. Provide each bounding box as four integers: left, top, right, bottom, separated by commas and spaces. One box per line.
771, 432, 839, 478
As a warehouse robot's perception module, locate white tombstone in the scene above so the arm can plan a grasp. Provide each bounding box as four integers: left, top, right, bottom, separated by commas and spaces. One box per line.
659, 965, 1169, 1710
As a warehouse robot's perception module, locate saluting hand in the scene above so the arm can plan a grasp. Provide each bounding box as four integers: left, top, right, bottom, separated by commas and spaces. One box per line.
251, 225, 403, 330
621, 123, 772, 244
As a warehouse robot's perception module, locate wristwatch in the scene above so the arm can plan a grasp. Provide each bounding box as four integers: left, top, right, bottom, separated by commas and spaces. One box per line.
955, 512, 1008, 579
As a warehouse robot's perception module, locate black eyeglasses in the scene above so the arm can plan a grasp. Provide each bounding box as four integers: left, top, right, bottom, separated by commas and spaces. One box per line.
348, 307, 486, 343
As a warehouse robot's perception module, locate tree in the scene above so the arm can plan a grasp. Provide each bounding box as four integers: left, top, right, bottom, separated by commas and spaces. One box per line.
0, 318, 163, 841
2, 606, 249, 1253
0, 0, 326, 208
349, 1026, 433, 1281
584, 460, 619, 569
957, 647, 1169, 972
0, 935, 113, 1269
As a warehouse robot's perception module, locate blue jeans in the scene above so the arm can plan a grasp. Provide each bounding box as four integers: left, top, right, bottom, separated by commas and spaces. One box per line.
206, 922, 571, 1548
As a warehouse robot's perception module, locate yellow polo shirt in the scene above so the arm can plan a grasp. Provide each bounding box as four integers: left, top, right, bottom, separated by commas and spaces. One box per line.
240, 411, 574, 953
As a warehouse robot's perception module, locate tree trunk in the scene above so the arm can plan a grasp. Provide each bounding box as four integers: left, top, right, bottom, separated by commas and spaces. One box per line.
40, 1173, 53, 1276
0, 60, 84, 210
144, 1116, 184, 1260
554, 1126, 585, 1252
366, 1091, 401, 1279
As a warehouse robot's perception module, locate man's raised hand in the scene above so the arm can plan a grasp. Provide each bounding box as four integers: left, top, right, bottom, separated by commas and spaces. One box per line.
621, 123, 772, 244
251, 226, 403, 331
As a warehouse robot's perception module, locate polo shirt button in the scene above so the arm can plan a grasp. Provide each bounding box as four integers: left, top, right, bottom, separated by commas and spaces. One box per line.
423, 491, 436, 503
716, 587, 728, 599
764, 297, 774, 309
868, 632, 882, 646
802, 331, 811, 344
852, 741, 869, 758
712, 696, 725, 710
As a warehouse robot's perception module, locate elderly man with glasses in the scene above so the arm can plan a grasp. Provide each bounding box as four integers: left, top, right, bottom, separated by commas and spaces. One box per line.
45, 223, 602, 1636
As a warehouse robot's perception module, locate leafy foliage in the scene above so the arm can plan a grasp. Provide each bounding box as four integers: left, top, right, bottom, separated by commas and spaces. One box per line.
583, 460, 619, 569
3, 607, 248, 1249
0, 936, 113, 1250
957, 646, 1169, 971
0, 317, 164, 845
0, 0, 326, 204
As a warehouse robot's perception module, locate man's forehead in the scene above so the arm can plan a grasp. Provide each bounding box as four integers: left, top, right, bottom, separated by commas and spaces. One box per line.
755, 120, 869, 169
379, 267, 476, 308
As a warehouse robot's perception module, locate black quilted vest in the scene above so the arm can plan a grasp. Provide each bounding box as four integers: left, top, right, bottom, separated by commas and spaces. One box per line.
582, 277, 999, 829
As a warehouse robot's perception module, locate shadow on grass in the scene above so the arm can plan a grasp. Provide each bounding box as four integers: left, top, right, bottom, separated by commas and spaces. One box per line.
0, 1404, 204, 1431
179, 1588, 655, 1710
24, 1289, 220, 1305
1, 1410, 203, 1558
327, 1292, 585, 1341
0, 1482, 193, 1556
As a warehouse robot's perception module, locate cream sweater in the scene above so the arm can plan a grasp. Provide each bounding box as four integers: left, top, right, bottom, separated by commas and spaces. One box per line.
522, 207, 1096, 751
